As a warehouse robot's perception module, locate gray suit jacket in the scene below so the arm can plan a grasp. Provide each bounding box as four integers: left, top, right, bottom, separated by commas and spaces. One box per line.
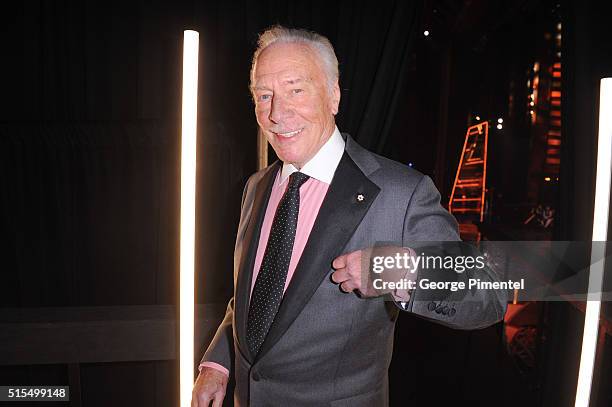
202, 134, 506, 406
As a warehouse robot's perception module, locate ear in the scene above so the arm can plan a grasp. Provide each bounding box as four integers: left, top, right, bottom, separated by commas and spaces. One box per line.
330, 81, 341, 115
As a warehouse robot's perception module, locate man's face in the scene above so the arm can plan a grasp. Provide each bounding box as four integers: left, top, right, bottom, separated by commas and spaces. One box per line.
252, 42, 340, 169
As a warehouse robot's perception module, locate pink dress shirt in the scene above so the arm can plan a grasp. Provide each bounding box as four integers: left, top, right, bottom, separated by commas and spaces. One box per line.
250, 173, 329, 295
199, 127, 344, 377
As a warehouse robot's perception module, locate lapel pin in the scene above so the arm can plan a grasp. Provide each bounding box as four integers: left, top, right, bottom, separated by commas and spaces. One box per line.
357, 194, 365, 202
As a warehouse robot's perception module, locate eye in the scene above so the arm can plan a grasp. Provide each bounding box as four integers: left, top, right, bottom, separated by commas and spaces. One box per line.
291, 88, 304, 95
258, 94, 272, 102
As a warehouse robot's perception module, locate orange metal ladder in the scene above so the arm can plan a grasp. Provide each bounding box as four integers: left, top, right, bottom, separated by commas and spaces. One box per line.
449, 122, 489, 223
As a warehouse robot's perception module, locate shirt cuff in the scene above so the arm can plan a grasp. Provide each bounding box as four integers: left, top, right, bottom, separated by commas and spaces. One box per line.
198, 362, 230, 377
391, 247, 418, 309
391, 247, 418, 302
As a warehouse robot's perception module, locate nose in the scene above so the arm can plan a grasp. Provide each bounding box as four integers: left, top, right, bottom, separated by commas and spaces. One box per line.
268, 96, 292, 124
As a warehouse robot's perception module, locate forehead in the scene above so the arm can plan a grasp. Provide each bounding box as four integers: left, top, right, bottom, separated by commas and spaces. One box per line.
254, 42, 324, 85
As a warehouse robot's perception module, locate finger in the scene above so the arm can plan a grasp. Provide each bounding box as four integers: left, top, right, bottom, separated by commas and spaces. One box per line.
344, 274, 362, 292
332, 254, 347, 269
212, 392, 225, 407
192, 392, 205, 407
197, 394, 212, 407
340, 280, 356, 293
331, 269, 349, 284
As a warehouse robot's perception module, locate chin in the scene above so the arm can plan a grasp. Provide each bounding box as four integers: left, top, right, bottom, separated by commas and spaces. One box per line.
271, 142, 306, 165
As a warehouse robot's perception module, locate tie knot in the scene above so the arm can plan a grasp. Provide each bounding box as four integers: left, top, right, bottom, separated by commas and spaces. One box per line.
288, 171, 310, 190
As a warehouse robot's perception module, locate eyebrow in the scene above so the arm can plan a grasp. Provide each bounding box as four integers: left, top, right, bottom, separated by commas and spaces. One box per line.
252, 77, 308, 92
252, 85, 271, 92
282, 78, 304, 85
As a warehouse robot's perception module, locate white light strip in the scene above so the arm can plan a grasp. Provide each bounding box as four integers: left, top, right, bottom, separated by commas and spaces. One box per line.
180, 30, 199, 407
575, 78, 612, 407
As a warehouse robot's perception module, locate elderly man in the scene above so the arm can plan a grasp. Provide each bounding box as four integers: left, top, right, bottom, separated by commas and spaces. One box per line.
192, 26, 506, 407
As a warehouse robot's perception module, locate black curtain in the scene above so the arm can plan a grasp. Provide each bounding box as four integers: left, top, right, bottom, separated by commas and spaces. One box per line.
0, 122, 180, 306
335, 1, 421, 151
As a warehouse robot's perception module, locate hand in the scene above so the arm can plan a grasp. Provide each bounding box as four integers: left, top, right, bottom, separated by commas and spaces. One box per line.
331, 246, 415, 299
331, 249, 369, 296
191, 367, 228, 407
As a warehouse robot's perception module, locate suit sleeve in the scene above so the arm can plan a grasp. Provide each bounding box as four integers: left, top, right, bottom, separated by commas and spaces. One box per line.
397, 175, 508, 329
199, 299, 235, 373
199, 177, 253, 374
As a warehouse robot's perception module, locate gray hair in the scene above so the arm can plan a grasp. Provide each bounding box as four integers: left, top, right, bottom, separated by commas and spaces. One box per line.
250, 25, 340, 93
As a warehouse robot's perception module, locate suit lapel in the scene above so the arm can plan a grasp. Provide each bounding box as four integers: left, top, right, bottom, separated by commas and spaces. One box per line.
255, 152, 381, 362
234, 162, 280, 363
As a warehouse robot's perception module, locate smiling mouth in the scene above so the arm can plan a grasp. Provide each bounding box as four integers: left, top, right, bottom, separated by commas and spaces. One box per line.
274, 128, 304, 138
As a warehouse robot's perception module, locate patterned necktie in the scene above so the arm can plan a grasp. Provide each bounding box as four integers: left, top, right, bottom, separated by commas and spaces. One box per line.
247, 171, 310, 356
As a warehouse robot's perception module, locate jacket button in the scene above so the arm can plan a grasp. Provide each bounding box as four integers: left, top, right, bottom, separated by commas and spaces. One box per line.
252, 372, 261, 382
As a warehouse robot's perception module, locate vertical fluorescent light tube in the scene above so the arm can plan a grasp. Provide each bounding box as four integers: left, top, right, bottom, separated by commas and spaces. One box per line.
180, 29, 199, 407
574, 78, 612, 407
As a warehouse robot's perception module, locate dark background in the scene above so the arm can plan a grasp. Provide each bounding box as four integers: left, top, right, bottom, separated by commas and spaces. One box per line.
1, 0, 611, 406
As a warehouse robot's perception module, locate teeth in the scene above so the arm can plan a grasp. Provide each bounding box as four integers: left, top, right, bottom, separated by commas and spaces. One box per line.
277, 128, 302, 138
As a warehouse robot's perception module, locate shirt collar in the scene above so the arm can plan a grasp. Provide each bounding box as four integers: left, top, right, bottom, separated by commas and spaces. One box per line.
279, 125, 345, 185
